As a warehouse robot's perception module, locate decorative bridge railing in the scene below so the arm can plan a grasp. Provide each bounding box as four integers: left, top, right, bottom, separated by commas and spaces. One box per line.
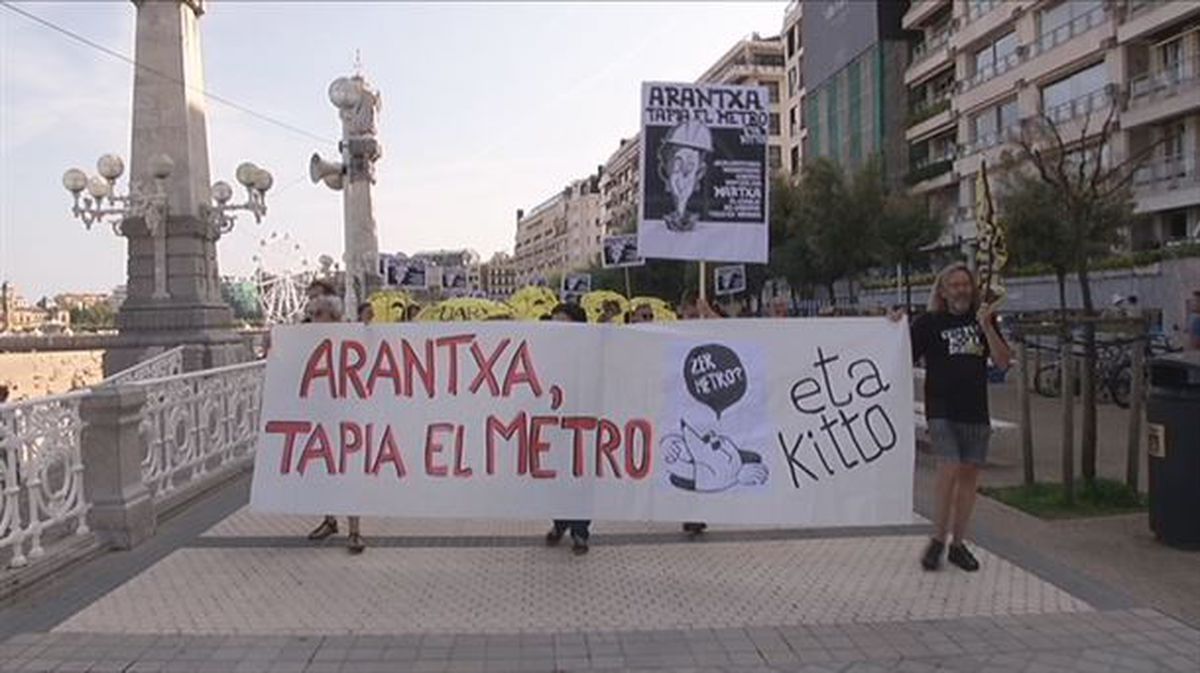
137, 361, 265, 504
98, 346, 184, 386
0, 392, 90, 568
0, 358, 266, 570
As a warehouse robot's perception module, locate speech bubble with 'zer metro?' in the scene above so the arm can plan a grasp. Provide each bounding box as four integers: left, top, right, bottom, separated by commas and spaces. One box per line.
684, 344, 746, 419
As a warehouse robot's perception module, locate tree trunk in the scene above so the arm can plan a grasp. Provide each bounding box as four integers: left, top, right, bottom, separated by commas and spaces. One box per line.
1056, 270, 1068, 318
903, 262, 913, 312
1077, 265, 1098, 486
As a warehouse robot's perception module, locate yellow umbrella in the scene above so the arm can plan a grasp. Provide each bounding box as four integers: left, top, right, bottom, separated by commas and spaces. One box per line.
415, 297, 514, 322
507, 285, 559, 321
629, 296, 678, 322
581, 290, 630, 323
368, 289, 418, 323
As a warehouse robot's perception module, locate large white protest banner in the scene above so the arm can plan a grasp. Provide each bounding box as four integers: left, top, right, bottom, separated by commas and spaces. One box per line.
637, 82, 769, 264
251, 320, 915, 526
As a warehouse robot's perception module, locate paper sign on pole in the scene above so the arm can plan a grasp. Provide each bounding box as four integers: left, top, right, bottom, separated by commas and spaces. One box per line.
637, 82, 770, 264
561, 273, 592, 298
602, 234, 645, 269
442, 266, 469, 293
714, 264, 747, 296
251, 320, 915, 526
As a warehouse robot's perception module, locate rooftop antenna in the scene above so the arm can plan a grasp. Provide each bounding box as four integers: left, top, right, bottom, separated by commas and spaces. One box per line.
353, 49, 363, 77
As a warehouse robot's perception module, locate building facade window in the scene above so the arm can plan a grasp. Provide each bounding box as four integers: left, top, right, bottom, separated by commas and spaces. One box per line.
969, 97, 1018, 152
1041, 61, 1109, 122
848, 59, 862, 164
1037, 0, 1105, 53
769, 145, 782, 172
769, 112, 781, 136
789, 106, 798, 137
827, 79, 840, 161
788, 66, 798, 97
764, 81, 780, 104
790, 146, 801, 175
972, 31, 1019, 83
1158, 37, 1184, 82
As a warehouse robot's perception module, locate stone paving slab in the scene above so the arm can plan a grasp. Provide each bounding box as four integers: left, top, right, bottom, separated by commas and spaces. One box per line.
6, 609, 1199, 672
54, 536, 1087, 635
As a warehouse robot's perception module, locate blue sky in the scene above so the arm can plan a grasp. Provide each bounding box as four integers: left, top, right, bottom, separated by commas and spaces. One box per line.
0, 1, 785, 298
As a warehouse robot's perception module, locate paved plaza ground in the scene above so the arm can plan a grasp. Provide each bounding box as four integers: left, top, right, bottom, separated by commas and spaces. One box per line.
2, 451, 1198, 673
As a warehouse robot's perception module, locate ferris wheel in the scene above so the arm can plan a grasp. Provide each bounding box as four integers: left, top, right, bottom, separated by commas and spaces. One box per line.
251, 230, 313, 325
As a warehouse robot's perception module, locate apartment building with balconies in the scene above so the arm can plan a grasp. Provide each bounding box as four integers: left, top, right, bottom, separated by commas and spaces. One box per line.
1120, 0, 1200, 246
903, 0, 1200, 254
803, 0, 912, 185
600, 136, 640, 235
782, 0, 806, 177
698, 32, 790, 174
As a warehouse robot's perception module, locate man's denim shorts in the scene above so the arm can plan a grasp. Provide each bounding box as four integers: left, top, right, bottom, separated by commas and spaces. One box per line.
928, 419, 992, 466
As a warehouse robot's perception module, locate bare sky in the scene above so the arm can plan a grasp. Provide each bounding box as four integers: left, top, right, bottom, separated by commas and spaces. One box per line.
0, 1, 785, 298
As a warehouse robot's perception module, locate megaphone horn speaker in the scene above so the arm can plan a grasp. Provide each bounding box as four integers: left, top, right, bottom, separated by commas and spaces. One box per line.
309, 153, 344, 184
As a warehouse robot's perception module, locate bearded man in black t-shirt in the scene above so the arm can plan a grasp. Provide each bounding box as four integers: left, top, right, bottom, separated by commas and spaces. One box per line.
909, 263, 1011, 572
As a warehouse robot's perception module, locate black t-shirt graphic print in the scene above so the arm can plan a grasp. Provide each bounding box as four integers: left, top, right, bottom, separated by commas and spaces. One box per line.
911, 312, 996, 424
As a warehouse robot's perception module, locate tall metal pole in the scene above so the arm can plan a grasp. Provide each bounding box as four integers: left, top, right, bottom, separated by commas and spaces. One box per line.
312, 74, 383, 318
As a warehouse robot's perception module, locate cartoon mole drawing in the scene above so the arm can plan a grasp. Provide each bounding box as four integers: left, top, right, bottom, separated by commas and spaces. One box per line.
662, 418, 768, 492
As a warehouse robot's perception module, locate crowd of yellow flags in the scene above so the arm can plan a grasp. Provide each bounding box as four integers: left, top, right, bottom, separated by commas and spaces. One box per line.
366, 286, 678, 324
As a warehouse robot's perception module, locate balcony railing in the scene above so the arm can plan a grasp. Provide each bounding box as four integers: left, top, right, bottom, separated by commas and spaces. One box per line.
911, 25, 954, 65
1028, 4, 1110, 59
962, 125, 1021, 156
1133, 153, 1200, 192
962, 50, 1023, 92
1124, 0, 1168, 20
966, 0, 1001, 23
1128, 56, 1200, 106
905, 154, 956, 185
908, 96, 953, 127
1042, 86, 1115, 124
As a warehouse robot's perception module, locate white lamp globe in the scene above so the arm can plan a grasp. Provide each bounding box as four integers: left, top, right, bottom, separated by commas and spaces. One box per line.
212, 181, 234, 204
328, 77, 361, 109
150, 154, 174, 180
62, 168, 88, 194
236, 162, 259, 187
96, 154, 125, 180
86, 176, 111, 199
252, 168, 273, 193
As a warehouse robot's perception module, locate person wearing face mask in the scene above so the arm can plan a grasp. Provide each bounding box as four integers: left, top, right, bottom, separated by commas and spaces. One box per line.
908, 263, 1010, 573
543, 302, 593, 555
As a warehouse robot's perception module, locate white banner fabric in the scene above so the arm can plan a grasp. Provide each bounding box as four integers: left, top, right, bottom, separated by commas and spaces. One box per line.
251, 319, 915, 526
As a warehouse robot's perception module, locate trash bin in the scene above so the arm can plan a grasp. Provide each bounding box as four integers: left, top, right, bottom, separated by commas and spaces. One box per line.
1146, 352, 1200, 549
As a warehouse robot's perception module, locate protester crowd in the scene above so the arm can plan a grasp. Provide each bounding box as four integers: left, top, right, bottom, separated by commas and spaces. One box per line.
290, 264, 1007, 575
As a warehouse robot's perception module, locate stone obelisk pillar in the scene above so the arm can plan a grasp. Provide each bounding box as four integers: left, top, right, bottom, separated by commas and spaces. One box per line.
104, 0, 247, 375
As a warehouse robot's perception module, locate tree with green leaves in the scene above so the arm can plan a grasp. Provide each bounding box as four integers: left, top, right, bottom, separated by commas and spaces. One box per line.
793, 158, 883, 302
1011, 98, 1150, 487
996, 168, 1073, 316
876, 192, 944, 311
68, 303, 115, 331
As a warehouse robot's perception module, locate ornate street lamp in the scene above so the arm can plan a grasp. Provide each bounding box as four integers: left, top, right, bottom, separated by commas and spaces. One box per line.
63, 153, 272, 298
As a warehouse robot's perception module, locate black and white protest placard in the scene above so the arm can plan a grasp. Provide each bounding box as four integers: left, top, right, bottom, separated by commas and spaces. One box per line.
561, 273, 592, 297
714, 264, 747, 296
638, 82, 769, 264
384, 257, 427, 290
442, 266, 469, 293
602, 234, 644, 269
